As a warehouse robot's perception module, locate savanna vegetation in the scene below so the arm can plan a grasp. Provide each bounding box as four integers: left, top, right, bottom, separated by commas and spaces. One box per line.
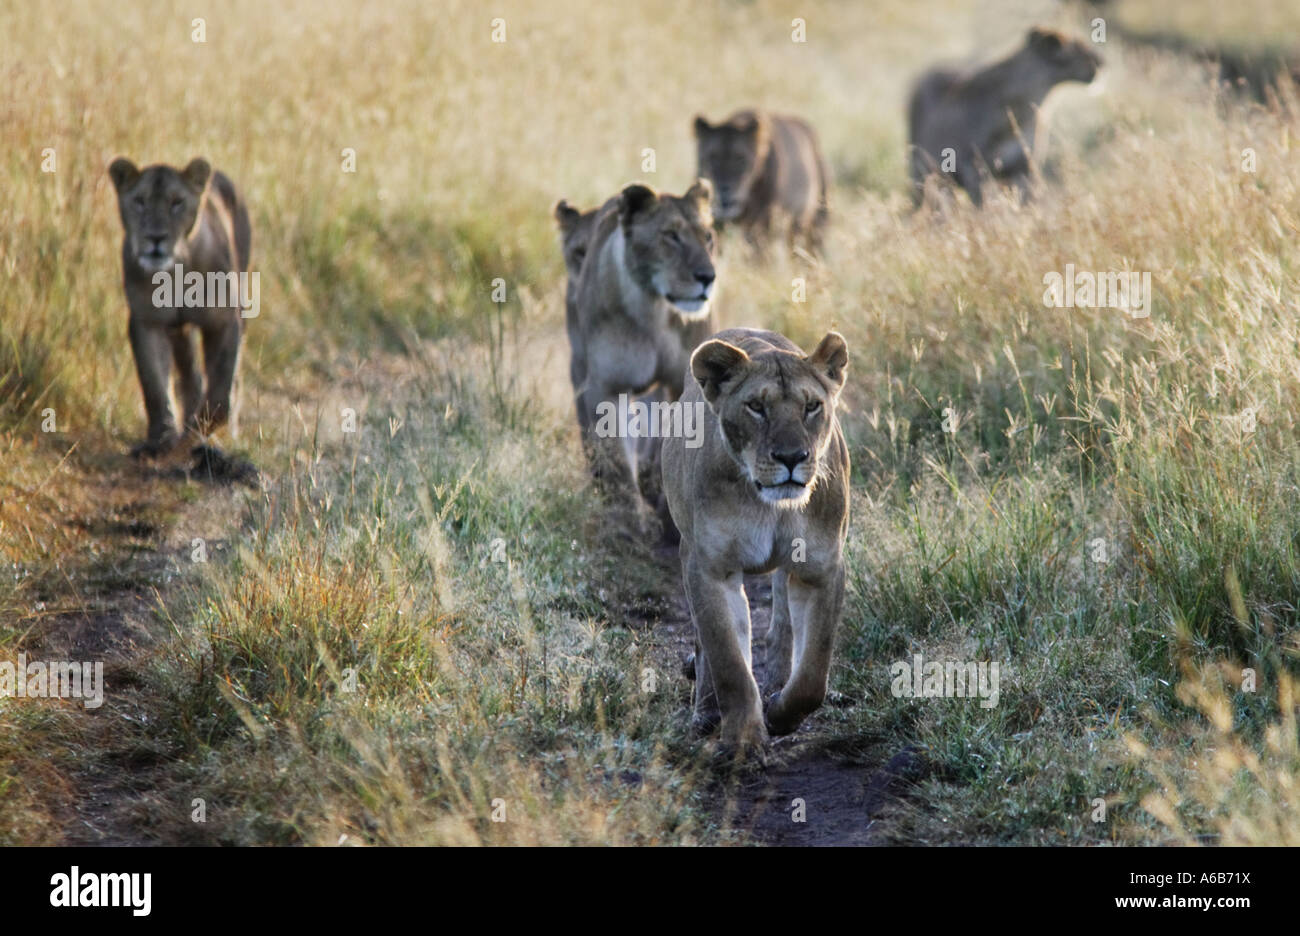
1, 0, 1297, 845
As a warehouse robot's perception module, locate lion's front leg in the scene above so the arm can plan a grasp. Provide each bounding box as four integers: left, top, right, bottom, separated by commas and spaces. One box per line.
954, 151, 985, 207
128, 318, 181, 458
577, 378, 637, 493
684, 558, 765, 750
568, 333, 590, 432
197, 316, 242, 439
742, 208, 772, 259
762, 569, 793, 697
689, 635, 721, 735
765, 564, 844, 737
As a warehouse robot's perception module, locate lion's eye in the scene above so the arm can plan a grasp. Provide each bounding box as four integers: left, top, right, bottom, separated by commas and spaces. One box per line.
805, 401, 822, 415
132, 197, 145, 212
170, 199, 184, 214
664, 230, 682, 246
746, 400, 765, 417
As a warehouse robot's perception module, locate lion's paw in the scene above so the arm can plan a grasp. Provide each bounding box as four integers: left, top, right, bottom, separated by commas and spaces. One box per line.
130, 432, 181, 461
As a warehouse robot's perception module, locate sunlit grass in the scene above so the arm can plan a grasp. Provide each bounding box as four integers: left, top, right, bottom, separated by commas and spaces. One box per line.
1, 0, 1298, 844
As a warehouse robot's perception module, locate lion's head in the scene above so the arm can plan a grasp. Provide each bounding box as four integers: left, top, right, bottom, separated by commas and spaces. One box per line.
1026, 27, 1101, 85
617, 180, 716, 319
693, 111, 769, 222
108, 157, 212, 273
691, 331, 848, 508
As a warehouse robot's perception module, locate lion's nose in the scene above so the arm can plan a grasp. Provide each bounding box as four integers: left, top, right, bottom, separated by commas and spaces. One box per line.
694, 270, 715, 288
772, 448, 809, 470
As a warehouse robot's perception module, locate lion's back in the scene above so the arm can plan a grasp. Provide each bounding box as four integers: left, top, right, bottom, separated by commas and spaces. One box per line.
767, 114, 829, 224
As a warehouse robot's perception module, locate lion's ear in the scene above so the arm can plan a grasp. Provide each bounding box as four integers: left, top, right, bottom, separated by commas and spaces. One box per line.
181, 158, 212, 194
108, 157, 140, 193
735, 112, 760, 135
1028, 27, 1061, 54
692, 339, 750, 405
619, 183, 657, 222
685, 178, 713, 209
693, 115, 711, 138
807, 332, 849, 389
554, 199, 580, 233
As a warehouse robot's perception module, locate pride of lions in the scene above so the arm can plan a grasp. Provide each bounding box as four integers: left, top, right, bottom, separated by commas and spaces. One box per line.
108, 26, 1100, 759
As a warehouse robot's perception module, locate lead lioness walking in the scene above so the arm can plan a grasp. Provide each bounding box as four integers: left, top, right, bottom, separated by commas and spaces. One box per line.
663, 328, 850, 754
108, 157, 252, 458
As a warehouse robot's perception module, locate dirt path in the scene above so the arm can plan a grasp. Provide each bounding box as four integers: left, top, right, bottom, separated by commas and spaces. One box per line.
652, 566, 924, 846
2, 449, 253, 845
45, 473, 912, 846
15, 323, 917, 846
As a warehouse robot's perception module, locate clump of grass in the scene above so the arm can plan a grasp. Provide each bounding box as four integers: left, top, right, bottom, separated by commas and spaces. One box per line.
134, 368, 711, 844
824, 37, 1299, 843
1129, 666, 1299, 846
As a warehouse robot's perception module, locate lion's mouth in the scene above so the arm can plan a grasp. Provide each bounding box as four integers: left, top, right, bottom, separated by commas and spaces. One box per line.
755, 478, 807, 499
755, 480, 811, 506
668, 295, 710, 316
138, 250, 172, 269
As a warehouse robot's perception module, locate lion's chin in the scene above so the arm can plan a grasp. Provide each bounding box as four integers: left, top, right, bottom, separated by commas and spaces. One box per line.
756, 481, 812, 508
135, 253, 175, 273
669, 297, 710, 319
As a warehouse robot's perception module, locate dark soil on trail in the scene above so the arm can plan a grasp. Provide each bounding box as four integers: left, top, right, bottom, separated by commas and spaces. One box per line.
653, 567, 927, 846
16, 455, 252, 846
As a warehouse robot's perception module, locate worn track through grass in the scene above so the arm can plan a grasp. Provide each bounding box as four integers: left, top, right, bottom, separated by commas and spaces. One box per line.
4, 453, 250, 844
647, 551, 920, 845
27, 338, 906, 846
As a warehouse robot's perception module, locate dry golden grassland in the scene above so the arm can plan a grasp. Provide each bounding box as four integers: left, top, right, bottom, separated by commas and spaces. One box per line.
1, 0, 1298, 844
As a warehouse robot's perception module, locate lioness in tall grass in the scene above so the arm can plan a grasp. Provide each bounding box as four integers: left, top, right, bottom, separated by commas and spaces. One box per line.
108, 157, 252, 458
908, 27, 1101, 206
570, 181, 717, 495
694, 110, 830, 252
663, 328, 850, 755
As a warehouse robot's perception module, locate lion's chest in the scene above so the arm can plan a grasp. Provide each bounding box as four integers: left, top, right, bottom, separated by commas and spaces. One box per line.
587, 304, 693, 395
124, 267, 244, 329
712, 510, 809, 576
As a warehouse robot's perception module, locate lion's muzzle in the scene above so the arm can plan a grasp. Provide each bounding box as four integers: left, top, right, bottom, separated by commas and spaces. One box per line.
753, 448, 816, 505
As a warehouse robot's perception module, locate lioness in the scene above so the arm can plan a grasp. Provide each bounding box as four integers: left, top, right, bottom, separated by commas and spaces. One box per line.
554, 199, 601, 288
908, 27, 1101, 206
108, 157, 252, 457
570, 181, 717, 494
663, 327, 850, 753
554, 198, 605, 413
694, 110, 830, 252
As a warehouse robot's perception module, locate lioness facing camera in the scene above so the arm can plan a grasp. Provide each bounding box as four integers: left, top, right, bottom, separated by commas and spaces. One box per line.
663, 328, 850, 754
108, 157, 252, 458
694, 110, 829, 253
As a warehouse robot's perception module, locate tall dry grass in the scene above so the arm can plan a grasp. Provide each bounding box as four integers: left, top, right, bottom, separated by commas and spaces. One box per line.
2, 0, 1298, 844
